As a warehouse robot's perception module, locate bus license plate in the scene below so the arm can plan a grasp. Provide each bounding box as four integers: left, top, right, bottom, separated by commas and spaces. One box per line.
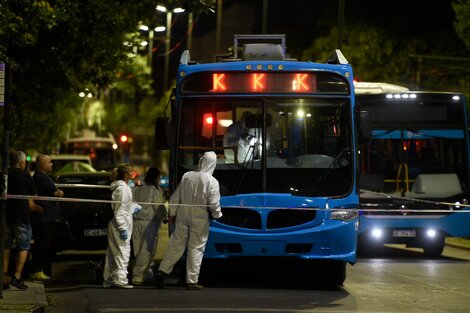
393, 230, 416, 237
84, 229, 107, 236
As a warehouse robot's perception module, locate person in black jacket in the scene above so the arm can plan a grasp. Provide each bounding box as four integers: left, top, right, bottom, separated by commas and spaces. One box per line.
3, 150, 41, 290
30, 154, 63, 280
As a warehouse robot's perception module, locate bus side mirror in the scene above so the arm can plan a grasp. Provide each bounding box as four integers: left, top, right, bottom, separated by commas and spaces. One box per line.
358, 110, 372, 144
155, 117, 171, 150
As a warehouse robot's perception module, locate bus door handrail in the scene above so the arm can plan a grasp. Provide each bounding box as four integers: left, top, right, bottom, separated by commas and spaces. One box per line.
395, 163, 410, 193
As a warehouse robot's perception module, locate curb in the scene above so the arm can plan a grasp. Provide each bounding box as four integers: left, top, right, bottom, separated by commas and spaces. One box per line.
0, 281, 48, 313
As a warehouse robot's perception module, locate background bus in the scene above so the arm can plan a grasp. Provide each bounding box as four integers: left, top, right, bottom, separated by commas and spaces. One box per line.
62, 129, 119, 171
155, 34, 369, 285
356, 82, 470, 256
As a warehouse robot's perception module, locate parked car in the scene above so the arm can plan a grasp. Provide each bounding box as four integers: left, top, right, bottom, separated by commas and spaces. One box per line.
51, 170, 167, 252
29, 154, 95, 176
52, 172, 112, 252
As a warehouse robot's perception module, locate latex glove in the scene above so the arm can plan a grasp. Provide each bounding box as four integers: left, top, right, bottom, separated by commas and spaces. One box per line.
132, 203, 142, 215
211, 210, 223, 220
119, 229, 128, 241
211, 212, 222, 220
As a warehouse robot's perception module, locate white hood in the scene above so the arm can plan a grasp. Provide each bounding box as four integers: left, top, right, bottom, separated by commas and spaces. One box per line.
197, 151, 217, 175
111, 180, 128, 191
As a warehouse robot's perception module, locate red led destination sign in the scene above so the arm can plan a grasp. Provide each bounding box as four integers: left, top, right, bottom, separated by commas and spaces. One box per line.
212, 73, 311, 92
180, 71, 349, 94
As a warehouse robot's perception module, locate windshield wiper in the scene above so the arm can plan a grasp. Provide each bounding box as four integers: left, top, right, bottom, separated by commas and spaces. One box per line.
293, 148, 351, 196
231, 145, 257, 194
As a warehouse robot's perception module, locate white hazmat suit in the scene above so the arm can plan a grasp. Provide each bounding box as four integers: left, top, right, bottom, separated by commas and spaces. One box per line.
223, 112, 262, 164
103, 180, 134, 288
158, 151, 222, 285
131, 182, 167, 284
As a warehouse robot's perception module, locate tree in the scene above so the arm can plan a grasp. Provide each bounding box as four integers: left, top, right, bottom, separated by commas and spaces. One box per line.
302, 14, 470, 93
453, 1, 470, 50
0, 0, 215, 153
302, 24, 411, 85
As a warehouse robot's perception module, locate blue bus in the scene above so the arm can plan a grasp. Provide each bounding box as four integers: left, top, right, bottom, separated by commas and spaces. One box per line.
156, 35, 368, 284
356, 83, 470, 256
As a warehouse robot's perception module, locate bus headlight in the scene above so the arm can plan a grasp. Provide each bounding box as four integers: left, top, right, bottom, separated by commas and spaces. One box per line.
330, 210, 358, 221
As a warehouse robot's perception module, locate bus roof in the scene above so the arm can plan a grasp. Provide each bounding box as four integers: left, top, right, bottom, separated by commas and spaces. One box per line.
354, 82, 410, 94
66, 137, 116, 143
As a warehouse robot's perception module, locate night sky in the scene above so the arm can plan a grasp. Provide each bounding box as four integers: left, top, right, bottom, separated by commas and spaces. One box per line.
190, 0, 457, 58
153, 0, 459, 93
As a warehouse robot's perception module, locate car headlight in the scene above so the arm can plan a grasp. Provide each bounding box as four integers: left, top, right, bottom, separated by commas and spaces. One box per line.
426, 228, 437, 238
371, 228, 383, 239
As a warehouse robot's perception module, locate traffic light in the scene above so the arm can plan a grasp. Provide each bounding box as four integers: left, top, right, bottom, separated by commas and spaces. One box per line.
120, 134, 128, 143
119, 133, 132, 162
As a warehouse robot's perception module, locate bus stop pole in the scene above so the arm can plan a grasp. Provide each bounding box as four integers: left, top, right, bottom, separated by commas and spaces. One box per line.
1, 62, 10, 299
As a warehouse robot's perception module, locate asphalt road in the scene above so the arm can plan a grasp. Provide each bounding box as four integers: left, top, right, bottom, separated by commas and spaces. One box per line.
44, 243, 470, 313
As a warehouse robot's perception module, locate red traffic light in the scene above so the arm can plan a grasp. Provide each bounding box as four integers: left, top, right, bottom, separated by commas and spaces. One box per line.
120, 135, 128, 143
203, 113, 214, 125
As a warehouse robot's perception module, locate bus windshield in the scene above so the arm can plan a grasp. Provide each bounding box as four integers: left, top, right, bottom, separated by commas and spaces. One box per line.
358, 93, 469, 200
63, 135, 118, 171
176, 97, 353, 197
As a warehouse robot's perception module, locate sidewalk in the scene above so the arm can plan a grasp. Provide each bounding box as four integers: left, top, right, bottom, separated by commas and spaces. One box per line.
0, 280, 48, 313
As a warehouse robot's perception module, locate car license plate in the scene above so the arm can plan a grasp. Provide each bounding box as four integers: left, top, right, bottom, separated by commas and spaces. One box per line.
393, 230, 416, 237
84, 229, 107, 236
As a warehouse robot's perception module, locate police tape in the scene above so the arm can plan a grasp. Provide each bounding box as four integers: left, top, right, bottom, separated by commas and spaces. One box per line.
4, 193, 168, 207
3, 190, 470, 213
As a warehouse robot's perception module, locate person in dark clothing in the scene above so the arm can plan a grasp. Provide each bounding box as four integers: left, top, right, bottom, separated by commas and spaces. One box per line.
30, 154, 63, 280
3, 150, 42, 290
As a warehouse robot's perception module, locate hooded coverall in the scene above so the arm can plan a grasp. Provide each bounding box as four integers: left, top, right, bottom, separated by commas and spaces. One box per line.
131, 182, 167, 284
223, 113, 262, 164
103, 180, 133, 287
158, 151, 222, 284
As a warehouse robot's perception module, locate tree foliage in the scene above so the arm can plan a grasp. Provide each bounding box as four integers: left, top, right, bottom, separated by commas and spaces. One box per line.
302, 24, 412, 85
302, 3, 470, 94
453, 1, 470, 50
0, 0, 215, 154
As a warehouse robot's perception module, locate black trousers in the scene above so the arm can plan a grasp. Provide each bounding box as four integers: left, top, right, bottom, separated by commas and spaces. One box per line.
31, 222, 55, 276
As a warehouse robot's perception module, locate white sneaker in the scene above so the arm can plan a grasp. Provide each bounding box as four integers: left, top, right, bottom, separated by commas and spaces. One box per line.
113, 283, 134, 289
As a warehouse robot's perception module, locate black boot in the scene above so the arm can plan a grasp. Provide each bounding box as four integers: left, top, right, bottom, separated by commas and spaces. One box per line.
155, 270, 167, 289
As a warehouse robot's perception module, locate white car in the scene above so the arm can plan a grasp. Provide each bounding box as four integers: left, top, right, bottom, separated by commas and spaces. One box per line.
29, 154, 95, 175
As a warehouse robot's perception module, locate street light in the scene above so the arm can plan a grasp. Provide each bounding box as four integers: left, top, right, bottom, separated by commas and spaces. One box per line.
138, 24, 166, 67
216, 0, 222, 54
156, 5, 167, 12
156, 4, 185, 92
78, 89, 93, 128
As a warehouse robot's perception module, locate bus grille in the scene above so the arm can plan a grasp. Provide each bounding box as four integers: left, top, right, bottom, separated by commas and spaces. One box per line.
217, 207, 317, 229
267, 209, 317, 229
217, 207, 262, 229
